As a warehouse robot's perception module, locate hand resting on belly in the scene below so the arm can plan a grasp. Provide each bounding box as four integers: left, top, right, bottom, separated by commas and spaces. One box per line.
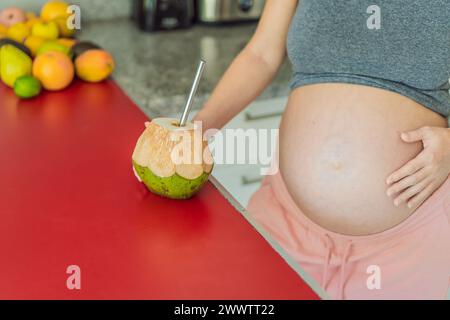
386, 126, 450, 210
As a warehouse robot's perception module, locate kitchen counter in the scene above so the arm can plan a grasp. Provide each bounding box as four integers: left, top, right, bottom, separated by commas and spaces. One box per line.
0, 80, 322, 299
79, 18, 292, 118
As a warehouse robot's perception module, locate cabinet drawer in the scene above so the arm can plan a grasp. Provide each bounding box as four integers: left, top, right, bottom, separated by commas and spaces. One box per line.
212, 164, 264, 207
224, 96, 287, 130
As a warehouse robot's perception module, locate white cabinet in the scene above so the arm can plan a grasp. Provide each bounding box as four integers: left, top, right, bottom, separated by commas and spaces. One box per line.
211, 97, 287, 207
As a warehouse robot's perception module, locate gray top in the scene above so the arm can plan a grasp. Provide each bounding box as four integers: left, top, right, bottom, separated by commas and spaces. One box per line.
287, 0, 450, 117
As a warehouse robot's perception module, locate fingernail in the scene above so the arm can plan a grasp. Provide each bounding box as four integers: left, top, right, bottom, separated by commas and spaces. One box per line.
407, 203, 412, 208
394, 200, 400, 207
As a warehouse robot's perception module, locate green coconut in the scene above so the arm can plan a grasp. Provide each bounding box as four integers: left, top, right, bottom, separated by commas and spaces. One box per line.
132, 118, 214, 200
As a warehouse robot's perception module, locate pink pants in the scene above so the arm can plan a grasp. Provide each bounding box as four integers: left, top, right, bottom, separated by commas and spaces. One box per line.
247, 171, 450, 300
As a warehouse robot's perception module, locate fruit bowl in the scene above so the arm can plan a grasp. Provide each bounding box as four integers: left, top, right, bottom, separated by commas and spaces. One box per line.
0, 1, 116, 99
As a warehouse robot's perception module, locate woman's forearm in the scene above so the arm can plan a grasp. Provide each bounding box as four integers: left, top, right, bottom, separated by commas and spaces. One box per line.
193, 48, 282, 131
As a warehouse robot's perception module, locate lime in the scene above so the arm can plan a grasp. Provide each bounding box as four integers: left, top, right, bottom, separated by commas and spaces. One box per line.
14, 75, 42, 99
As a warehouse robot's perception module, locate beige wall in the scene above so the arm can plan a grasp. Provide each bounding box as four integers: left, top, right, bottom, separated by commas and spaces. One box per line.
0, 0, 132, 21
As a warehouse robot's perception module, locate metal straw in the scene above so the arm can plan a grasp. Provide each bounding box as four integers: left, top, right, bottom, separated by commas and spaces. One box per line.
179, 60, 206, 127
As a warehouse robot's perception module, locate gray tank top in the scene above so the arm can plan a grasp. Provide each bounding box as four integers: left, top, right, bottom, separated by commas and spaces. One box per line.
287, 0, 450, 117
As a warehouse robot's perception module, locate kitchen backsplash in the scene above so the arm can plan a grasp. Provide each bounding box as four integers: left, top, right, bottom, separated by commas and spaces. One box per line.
0, 0, 131, 22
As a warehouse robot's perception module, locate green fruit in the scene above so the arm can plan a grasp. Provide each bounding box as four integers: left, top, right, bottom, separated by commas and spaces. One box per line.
37, 41, 72, 58
133, 161, 210, 199
14, 75, 41, 99
0, 44, 32, 88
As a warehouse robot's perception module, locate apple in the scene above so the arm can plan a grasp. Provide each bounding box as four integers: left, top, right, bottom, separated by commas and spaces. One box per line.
0, 7, 26, 27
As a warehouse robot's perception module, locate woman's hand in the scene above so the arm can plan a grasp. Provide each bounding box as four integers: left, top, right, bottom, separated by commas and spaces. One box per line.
386, 126, 450, 209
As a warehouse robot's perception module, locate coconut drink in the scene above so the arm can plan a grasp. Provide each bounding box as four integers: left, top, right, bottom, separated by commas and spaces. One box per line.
132, 60, 213, 199
132, 118, 213, 199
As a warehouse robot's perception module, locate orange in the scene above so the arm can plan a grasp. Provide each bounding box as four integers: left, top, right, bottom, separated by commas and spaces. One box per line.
57, 37, 77, 48
40, 1, 70, 22
33, 51, 74, 91
75, 49, 115, 83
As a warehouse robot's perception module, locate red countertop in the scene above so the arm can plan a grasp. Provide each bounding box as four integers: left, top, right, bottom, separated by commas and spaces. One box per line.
0, 80, 320, 300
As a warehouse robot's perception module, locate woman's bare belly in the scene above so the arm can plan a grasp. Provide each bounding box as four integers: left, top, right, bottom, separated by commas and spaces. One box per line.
279, 83, 448, 236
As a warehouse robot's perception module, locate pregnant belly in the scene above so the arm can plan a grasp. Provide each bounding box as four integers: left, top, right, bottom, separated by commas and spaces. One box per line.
279, 83, 447, 236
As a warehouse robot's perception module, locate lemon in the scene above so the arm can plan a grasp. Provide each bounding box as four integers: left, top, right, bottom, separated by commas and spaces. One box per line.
6, 22, 30, 43
14, 75, 41, 99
